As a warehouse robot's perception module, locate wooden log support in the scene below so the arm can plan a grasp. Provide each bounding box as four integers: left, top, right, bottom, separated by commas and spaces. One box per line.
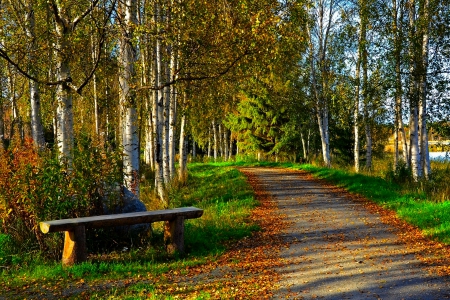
62, 226, 87, 266
39, 207, 203, 266
164, 216, 185, 255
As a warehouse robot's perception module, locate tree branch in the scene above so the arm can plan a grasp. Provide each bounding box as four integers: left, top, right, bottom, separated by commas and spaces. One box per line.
138, 50, 250, 91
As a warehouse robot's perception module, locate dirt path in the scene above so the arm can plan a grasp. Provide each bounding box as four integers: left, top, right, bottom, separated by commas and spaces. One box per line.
241, 167, 450, 300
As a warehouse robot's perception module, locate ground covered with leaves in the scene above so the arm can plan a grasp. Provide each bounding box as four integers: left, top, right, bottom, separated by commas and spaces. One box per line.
0, 166, 288, 299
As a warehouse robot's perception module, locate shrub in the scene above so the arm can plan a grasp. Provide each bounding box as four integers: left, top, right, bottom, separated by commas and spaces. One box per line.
0, 138, 122, 261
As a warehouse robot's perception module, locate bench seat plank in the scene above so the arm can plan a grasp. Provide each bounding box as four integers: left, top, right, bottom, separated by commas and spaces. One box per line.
40, 207, 203, 233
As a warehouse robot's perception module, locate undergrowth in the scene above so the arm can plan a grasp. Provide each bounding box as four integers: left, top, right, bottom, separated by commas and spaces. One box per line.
0, 163, 257, 299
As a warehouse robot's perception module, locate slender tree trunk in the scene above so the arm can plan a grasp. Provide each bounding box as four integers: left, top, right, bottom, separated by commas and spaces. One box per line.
228, 131, 233, 160
119, 0, 140, 197
162, 60, 171, 183
178, 96, 188, 183
153, 1, 167, 204
300, 128, 308, 160
306, 16, 331, 168
418, 0, 431, 179
362, 40, 372, 170
392, 0, 407, 167
168, 55, 177, 179
408, 0, 422, 180
354, 41, 361, 173
25, 3, 45, 149
317, 111, 331, 167
224, 128, 229, 161
218, 123, 223, 158
213, 120, 218, 161
208, 126, 212, 158
54, 32, 74, 166
91, 35, 100, 137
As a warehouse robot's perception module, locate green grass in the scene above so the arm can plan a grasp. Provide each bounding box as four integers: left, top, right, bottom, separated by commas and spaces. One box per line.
0, 163, 258, 299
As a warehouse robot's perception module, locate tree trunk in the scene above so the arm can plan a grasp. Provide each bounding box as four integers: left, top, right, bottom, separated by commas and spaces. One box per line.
218, 123, 223, 158
224, 128, 228, 161
213, 120, 218, 161
208, 126, 212, 158
419, 0, 431, 179
408, 0, 422, 180
153, 1, 167, 204
228, 131, 233, 160
354, 41, 361, 173
25, 3, 45, 149
316, 108, 331, 168
162, 58, 171, 183
54, 29, 74, 167
91, 35, 100, 137
119, 0, 140, 197
169, 54, 177, 179
392, 0, 408, 167
178, 99, 187, 183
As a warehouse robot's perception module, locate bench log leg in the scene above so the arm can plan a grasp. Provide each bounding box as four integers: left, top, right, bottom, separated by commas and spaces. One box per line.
62, 225, 87, 266
164, 216, 185, 255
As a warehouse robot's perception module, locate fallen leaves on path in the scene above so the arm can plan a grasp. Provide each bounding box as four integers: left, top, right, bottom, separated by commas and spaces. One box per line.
158, 168, 290, 299
298, 169, 450, 278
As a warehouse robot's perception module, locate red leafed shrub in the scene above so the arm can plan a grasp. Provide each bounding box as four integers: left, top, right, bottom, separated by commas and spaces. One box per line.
0, 137, 122, 260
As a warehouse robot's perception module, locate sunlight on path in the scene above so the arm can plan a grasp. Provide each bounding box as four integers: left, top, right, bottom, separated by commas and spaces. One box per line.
242, 168, 450, 300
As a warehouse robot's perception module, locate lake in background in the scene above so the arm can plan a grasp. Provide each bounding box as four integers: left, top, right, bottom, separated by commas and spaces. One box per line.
429, 152, 450, 161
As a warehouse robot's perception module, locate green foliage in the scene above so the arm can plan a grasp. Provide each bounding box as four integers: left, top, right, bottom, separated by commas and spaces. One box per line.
0, 137, 122, 262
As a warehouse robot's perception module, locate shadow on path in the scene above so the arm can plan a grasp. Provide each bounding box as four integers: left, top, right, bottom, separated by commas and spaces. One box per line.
241, 167, 450, 300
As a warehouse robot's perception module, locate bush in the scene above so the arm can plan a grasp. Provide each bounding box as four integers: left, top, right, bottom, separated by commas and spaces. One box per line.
0, 138, 122, 261
384, 160, 412, 185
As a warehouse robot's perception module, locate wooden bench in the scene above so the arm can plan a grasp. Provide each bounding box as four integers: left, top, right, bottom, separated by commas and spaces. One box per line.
39, 207, 203, 266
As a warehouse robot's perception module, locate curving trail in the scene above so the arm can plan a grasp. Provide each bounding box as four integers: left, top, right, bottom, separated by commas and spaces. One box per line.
241, 167, 450, 300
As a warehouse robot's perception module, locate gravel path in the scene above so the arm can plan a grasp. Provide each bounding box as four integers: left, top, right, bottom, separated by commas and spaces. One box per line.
242, 167, 450, 300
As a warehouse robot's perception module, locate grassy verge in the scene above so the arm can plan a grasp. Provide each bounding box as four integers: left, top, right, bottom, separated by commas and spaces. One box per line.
0, 163, 258, 299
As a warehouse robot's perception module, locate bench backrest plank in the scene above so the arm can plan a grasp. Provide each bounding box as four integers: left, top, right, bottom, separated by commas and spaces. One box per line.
40, 207, 203, 233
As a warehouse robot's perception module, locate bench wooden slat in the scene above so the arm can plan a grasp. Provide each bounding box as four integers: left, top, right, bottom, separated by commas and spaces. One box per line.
40, 207, 203, 234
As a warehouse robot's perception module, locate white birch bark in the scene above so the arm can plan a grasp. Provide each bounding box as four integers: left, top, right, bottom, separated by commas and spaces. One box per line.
362, 42, 372, 170
162, 57, 170, 183
52, 12, 74, 165
178, 107, 188, 183
119, 0, 140, 197
213, 120, 218, 161
218, 123, 223, 158
153, 1, 167, 204
25, 3, 45, 149
168, 55, 177, 179
354, 47, 361, 173
228, 132, 233, 160
418, 0, 431, 179
306, 2, 333, 168
408, 0, 422, 180
91, 35, 100, 137
208, 126, 212, 158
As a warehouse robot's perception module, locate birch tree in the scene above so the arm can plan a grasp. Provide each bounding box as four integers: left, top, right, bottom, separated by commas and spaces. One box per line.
306, 0, 339, 167
118, 0, 140, 196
